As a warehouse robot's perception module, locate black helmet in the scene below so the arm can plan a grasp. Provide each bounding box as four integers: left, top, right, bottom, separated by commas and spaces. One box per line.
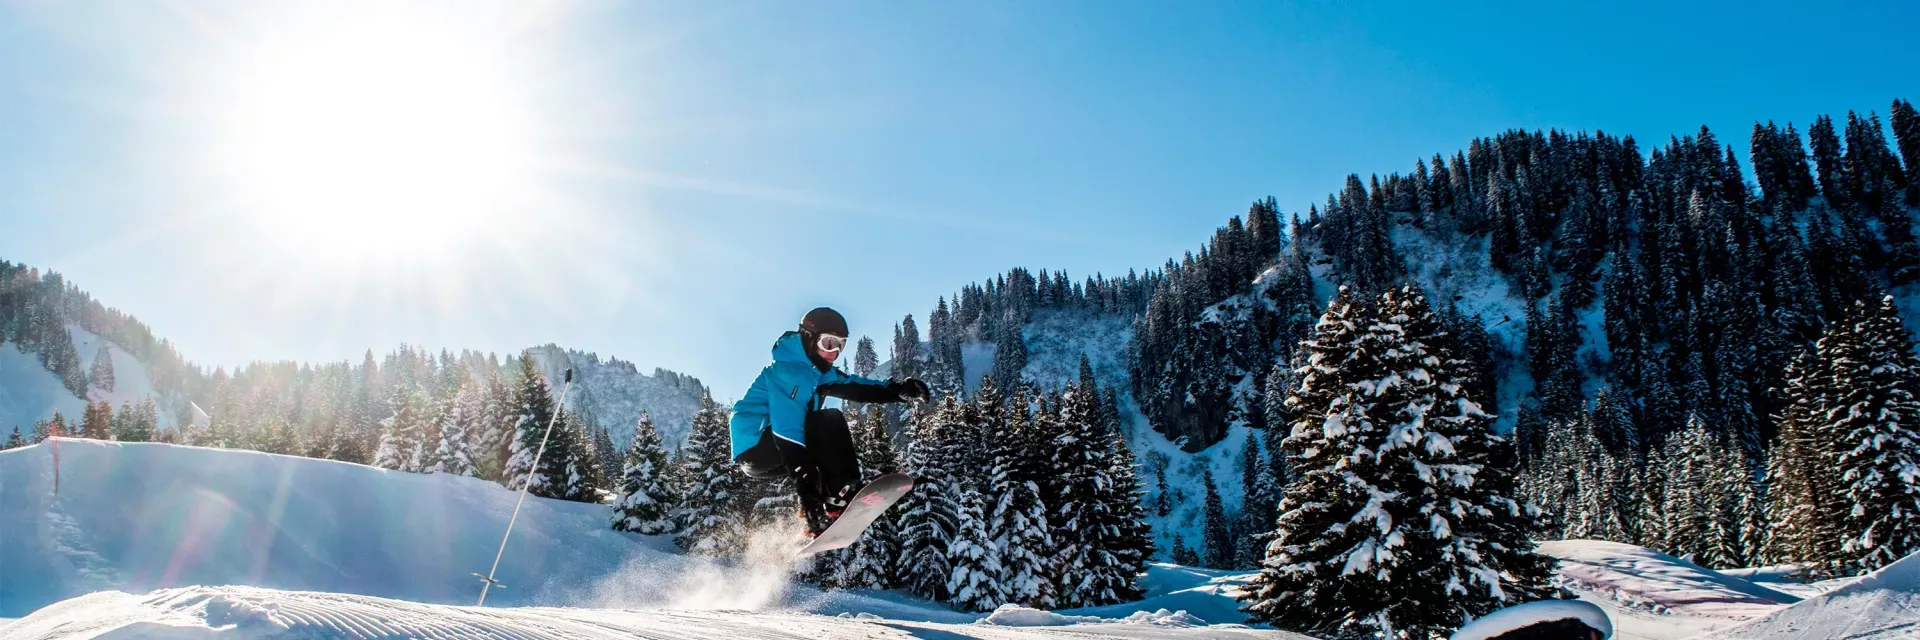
800, 307, 848, 337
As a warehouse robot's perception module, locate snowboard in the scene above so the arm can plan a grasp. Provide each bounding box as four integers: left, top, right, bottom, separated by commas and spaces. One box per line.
795, 472, 914, 557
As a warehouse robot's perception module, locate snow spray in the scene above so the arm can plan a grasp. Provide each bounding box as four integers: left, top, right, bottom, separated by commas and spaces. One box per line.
566, 519, 817, 611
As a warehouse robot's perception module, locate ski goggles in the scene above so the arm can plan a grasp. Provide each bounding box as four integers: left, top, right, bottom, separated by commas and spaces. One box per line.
817, 333, 848, 353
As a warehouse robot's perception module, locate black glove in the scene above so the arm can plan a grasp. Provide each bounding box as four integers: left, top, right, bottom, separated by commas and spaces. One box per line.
890, 378, 931, 401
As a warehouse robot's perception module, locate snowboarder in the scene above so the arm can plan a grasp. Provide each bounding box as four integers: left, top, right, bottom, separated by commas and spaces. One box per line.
730, 307, 930, 536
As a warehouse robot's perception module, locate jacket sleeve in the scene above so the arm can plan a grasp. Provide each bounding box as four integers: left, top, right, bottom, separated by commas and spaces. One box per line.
816, 368, 900, 404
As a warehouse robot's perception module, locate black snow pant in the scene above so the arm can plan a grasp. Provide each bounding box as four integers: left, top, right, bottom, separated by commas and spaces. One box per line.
734, 408, 861, 518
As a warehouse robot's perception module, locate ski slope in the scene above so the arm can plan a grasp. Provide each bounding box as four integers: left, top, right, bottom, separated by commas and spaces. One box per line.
0, 586, 1308, 640
0, 439, 1291, 639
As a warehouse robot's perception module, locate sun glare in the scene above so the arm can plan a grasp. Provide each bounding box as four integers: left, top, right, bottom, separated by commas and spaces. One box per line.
215, 9, 540, 261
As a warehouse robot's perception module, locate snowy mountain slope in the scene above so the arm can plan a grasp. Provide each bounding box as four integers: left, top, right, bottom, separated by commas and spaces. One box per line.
0, 344, 85, 436
1389, 228, 1532, 427
0, 325, 178, 436
1698, 550, 1920, 640
68, 326, 176, 431
0, 439, 1276, 636
942, 309, 1259, 560
1534, 541, 1796, 640
0, 586, 1306, 640
522, 345, 708, 449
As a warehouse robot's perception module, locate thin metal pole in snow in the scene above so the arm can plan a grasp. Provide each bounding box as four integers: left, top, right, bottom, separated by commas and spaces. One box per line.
475, 368, 573, 607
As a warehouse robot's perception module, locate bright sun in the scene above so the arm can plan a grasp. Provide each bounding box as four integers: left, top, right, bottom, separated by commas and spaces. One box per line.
216, 9, 539, 261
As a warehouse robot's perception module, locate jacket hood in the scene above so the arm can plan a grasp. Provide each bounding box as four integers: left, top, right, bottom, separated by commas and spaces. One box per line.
772, 331, 831, 371
771, 331, 807, 362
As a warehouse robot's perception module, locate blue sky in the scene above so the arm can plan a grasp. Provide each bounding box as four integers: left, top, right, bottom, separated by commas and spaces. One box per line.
0, 0, 1915, 397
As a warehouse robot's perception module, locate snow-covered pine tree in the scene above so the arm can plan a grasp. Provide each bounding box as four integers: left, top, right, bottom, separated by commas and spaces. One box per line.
944, 382, 1010, 614
1656, 415, 1711, 560
983, 380, 1056, 608
991, 310, 1027, 388
1171, 535, 1201, 567
3, 427, 23, 449
940, 388, 1006, 607
79, 399, 111, 439
553, 409, 603, 502
946, 481, 1006, 612
611, 412, 678, 534
373, 383, 430, 472
90, 343, 113, 392
1201, 467, 1233, 569
854, 336, 879, 378
676, 396, 746, 555
475, 375, 516, 481
898, 397, 962, 601
1833, 297, 1920, 571
1151, 458, 1174, 517
426, 380, 479, 477
1236, 433, 1277, 569
411, 387, 447, 473
926, 297, 965, 399
1241, 286, 1552, 638
592, 424, 620, 489
1052, 381, 1142, 607
1765, 349, 1847, 572
503, 355, 556, 490
1100, 417, 1154, 601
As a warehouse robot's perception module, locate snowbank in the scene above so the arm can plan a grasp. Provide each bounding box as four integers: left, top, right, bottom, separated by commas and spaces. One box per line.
1536, 540, 1796, 639
1699, 551, 1920, 639
1537, 540, 1796, 617
1448, 600, 1611, 640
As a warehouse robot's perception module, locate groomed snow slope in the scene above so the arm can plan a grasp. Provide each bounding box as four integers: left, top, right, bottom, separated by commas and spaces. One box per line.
0, 439, 1289, 639
1698, 550, 1920, 639
0, 586, 1309, 640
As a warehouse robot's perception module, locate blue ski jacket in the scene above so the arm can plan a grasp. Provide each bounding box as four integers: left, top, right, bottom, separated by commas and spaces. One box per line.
730, 331, 892, 458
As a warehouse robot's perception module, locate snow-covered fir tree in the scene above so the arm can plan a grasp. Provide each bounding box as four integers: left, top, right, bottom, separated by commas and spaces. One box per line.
1200, 467, 1233, 569
373, 383, 431, 472
1100, 423, 1155, 597
3, 427, 23, 449
503, 356, 557, 494
1831, 297, 1920, 571
592, 425, 620, 489
983, 380, 1056, 608
611, 412, 678, 534
1048, 382, 1146, 607
676, 396, 746, 556
425, 380, 479, 477
897, 397, 964, 601
1242, 286, 1553, 639
79, 399, 111, 440
991, 310, 1027, 388
1765, 349, 1848, 572
90, 343, 113, 392
549, 409, 602, 502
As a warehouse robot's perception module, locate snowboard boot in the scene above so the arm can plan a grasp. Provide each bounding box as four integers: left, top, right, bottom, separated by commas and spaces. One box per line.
798, 499, 837, 538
